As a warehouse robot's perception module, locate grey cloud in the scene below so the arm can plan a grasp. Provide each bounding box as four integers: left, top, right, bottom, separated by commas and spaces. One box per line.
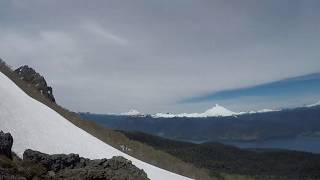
0, 0, 320, 113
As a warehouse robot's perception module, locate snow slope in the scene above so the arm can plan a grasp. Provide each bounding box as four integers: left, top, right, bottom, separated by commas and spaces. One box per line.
0, 72, 191, 180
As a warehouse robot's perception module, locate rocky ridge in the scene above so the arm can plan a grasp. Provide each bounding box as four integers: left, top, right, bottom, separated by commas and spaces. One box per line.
14, 65, 55, 103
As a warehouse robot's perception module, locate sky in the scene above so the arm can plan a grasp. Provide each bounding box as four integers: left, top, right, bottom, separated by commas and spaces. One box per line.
0, 0, 320, 113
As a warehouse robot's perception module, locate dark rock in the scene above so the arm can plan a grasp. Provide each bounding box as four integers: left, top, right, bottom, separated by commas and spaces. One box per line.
0, 132, 149, 179
23, 149, 149, 180
23, 149, 85, 171
23, 149, 83, 171
0, 131, 13, 159
14, 65, 55, 102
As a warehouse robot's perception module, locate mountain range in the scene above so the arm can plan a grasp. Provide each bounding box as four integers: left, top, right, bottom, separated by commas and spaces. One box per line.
116, 104, 282, 118
81, 104, 320, 142
108, 101, 320, 118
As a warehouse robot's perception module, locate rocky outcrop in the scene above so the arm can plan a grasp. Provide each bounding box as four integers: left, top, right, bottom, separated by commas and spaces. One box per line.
14, 65, 55, 103
0, 131, 13, 159
23, 149, 149, 180
0, 132, 149, 180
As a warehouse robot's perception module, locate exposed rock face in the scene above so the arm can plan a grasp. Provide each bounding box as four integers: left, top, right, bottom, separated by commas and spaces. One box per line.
23, 149, 149, 180
14, 65, 55, 103
0, 131, 13, 159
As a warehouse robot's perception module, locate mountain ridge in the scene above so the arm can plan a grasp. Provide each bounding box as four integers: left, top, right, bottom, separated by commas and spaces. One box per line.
99, 102, 320, 118
81, 105, 320, 142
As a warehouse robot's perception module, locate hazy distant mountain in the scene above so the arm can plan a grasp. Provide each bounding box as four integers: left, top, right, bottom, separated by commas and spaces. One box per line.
107, 104, 280, 118
80, 104, 320, 142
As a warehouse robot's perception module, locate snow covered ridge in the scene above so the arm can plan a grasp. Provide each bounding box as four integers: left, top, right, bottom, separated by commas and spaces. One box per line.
306, 101, 320, 108
0, 72, 192, 180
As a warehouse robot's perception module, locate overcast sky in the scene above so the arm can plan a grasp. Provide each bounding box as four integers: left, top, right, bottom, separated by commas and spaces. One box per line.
0, 0, 320, 113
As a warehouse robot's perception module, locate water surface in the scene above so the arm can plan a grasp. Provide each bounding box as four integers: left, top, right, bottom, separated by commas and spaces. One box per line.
221, 136, 320, 154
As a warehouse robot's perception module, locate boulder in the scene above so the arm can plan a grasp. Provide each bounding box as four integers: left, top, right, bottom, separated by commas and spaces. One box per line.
0, 131, 13, 159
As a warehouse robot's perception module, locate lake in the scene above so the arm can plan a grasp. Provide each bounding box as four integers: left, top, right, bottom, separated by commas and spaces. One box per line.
220, 136, 320, 154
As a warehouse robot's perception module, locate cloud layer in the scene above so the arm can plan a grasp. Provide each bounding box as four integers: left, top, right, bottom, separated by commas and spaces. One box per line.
0, 0, 320, 113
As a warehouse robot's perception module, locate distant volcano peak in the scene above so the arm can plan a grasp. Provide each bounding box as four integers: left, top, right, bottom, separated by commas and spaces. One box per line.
203, 104, 236, 117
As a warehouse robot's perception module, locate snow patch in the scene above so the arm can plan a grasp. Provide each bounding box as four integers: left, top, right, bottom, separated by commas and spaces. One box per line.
0, 72, 191, 180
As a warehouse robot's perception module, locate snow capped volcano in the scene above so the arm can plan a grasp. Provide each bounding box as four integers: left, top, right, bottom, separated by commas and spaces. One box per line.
202, 104, 236, 117
153, 104, 237, 118
0, 72, 191, 180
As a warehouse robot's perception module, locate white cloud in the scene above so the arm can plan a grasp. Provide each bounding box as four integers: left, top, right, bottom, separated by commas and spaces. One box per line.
82, 22, 129, 46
